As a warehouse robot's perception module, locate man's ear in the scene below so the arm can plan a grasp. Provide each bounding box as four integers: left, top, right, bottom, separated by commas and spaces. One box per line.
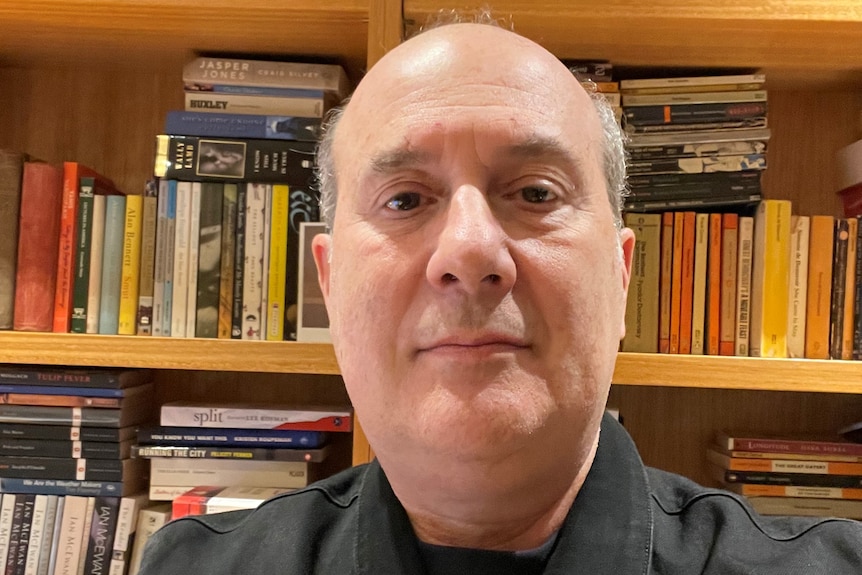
312, 233, 333, 305
618, 226, 636, 341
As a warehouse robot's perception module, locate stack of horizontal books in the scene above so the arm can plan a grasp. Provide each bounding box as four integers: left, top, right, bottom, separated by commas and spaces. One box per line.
620, 73, 769, 213
135, 400, 352, 518
709, 430, 862, 520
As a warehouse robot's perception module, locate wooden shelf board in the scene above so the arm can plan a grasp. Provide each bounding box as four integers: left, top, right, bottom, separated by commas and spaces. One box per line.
0, 0, 370, 78
405, 1, 862, 88
0, 333, 340, 375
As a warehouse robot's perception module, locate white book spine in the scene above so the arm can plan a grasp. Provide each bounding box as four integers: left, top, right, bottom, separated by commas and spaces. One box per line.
34, 496, 58, 575
44, 498, 64, 575
183, 92, 327, 118
241, 183, 267, 340
185, 181, 202, 338
735, 216, 755, 356
691, 213, 709, 354
127, 507, 171, 575
75, 497, 96, 575
85, 195, 107, 334
148, 458, 308, 489
171, 181, 193, 338
259, 185, 273, 339
0, 494, 16, 568
787, 215, 810, 358
23, 495, 48, 575
50, 495, 88, 575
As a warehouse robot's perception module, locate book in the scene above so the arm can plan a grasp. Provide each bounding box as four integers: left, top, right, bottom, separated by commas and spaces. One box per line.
118, 194, 143, 335
170, 485, 225, 520
716, 431, 862, 456
735, 216, 754, 356
0, 150, 27, 330
230, 184, 247, 338
259, 185, 272, 339
160, 180, 178, 337
13, 162, 64, 332
0, 424, 136, 443
625, 194, 762, 214
136, 182, 158, 335
619, 73, 766, 92
0, 382, 137, 399
690, 213, 709, 354
164, 110, 322, 141
657, 212, 673, 352
626, 126, 771, 148
624, 118, 769, 135
148, 457, 312, 489
708, 448, 862, 476
747, 495, 862, 520
623, 101, 768, 127
711, 465, 862, 488
107, 493, 149, 575
153, 135, 315, 183
805, 215, 835, 359
42, 496, 63, 575
830, 217, 851, 359
132, 444, 329, 462
786, 215, 810, 358
98, 195, 127, 335
50, 495, 89, 575
159, 402, 352, 432
135, 426, 328, 448
54, 164, 116, 334
184, 182, 202, 338
81, 496, 119, 575
265, 184, 289, 341
842, 217, 858, 359
172, 485, 292, 520
0, 381, 152, 410
194, 182, 224, 339
182, 57, 350, 99
669, 212, 684, 354
0, 405, 153, 428
706, 213, 722, 355
71, 178, 106, 333
622, 213, 661, 352
29, 494, 56, 575
749, 199, 792, 358
183, 91, 334, 118
0, 456, 145, 483
0, 438, 134, 460
296, 221, 330, 343
0, 495, 14, 572
678, 212, 696, 354
217, 183, 238, 339
284, 184, 322, 341
622, 89, 768, 107
855, 215, 862, 360
151, 181, 170, 337
126, 504, 171, 575
627, 154, 766, 176
241, 183, 267, 340
6, 493, 34, 575
0, 478, 135, 498
170, 181, 193, 338
0, 366, 152, 389
719, 213, 739, 355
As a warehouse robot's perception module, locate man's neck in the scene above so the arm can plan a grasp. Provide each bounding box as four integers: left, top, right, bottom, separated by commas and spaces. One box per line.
381, 431, 600, 551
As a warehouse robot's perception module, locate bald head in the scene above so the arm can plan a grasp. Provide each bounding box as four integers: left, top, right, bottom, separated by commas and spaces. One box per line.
316, 23, 627, 230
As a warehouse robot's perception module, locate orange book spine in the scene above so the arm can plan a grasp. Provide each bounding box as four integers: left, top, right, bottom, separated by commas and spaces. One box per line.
679, 211, 696, 354
659, 212, 674, 353
719, 213, 739, 355
669, 212, 684, 354
842, 217, 858, 359
707, 213, 722, 355
805, 215, 835, 359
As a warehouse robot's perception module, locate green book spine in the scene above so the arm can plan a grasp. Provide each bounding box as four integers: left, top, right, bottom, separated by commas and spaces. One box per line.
70, 177, 96, 333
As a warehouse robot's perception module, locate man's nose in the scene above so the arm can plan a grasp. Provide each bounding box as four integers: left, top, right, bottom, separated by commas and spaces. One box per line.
425, 186, 516, 297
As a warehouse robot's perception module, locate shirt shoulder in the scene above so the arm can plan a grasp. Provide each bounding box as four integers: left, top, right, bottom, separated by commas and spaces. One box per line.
646, 466, 862, 574
136, 463, 368, 575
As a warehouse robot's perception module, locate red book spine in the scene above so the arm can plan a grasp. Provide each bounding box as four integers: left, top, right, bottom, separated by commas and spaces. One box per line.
13, 162, 64, 331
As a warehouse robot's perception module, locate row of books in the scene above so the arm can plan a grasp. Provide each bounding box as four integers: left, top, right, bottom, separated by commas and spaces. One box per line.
623, 200, 862, 359
710, 430, 862, 520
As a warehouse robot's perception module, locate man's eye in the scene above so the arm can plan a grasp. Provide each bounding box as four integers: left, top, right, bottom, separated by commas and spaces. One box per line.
385, 192, 422, 211
520, 186, 557, 203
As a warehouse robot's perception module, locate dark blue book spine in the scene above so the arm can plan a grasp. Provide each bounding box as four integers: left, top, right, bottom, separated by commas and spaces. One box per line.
136, 426, 327, 448
0, 384, 125, 398
164, 111, 321, 141
0, 477, 125, 497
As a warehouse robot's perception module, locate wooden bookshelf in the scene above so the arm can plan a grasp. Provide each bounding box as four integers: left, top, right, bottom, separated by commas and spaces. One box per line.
3, 0, 862, 486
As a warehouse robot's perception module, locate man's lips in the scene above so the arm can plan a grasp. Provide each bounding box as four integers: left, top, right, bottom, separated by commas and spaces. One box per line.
417, 334, 529, 354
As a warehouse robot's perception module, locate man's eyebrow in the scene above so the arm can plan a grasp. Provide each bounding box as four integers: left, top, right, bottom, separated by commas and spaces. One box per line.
369, 149, 434, 174
506, 137, 576, 164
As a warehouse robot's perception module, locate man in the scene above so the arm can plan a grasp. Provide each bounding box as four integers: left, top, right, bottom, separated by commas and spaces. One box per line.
139, 22, 862, 574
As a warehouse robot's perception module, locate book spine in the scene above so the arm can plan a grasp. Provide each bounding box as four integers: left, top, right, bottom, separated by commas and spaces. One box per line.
161, 181, 177, 337
22, 495, 47, 575
164, 110, 322, 141
230, 184, 247, 338
0, 405, 124, 427
623, 101, 768, 126
855, 215, 862, 359
195, 182, 224, 338
33, 495, 56, 575
842, 217, 858, 359
136, 186, 158, 335
735, 216, 754, 356
74, 498, 96, 575
151, 180, 169, 337
719, 468, 862, 488
184, 183, 202, 337
148, 458, 310, 489
85, 195, 107, 334
628, 139, 769, 162
621, 213, 661, 353
81, 497, 119, 575
0, 151, 26, 330
70, 179, 95, 334
259, 187, 272, 339
658, 212, 673, 353
690, 213, 709, 354
185, 84, 325, 98
241, 183, 267, 340
706, 213, 722, 355
266, 185, 289, 340
96, 196, 126, 335
136, 426, 327, 447
43, 498, 63, 575
284, 186, 321, 341
126, 506, 172, 575
13, 163, 64, 332
749, 199, 792, 358
107, 494, 147, 575
170, 182, 193, 338
622, 89, 768, 107
0, 495, 15, 570
0, 438, 122, 459
184, 92, 327, 118
53, 163, 82, 334
719, 213, 739, 355
182, 57, 349, 95
830, 218, 850, 359
217, 183, 238, 338
133, 444, 328, 462
805, 215, 835, 359
787, 215, 810, 358
3, 496, 21, 575
0, 457, 124, 482
619, 73, 765, 91
678, 212, 695, 354
669, 212, 684, 354
117, 195, 143, 335
153, 135, 315, 183
159, 404, 351, 432
0, 478, 125, 498
628, 153, 766, 176
0, 394, 122, 409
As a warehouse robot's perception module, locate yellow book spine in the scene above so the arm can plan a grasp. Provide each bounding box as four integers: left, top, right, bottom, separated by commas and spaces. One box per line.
118, 194, 143, 335
266, 184, 290, 341
750, 199, 792, 358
